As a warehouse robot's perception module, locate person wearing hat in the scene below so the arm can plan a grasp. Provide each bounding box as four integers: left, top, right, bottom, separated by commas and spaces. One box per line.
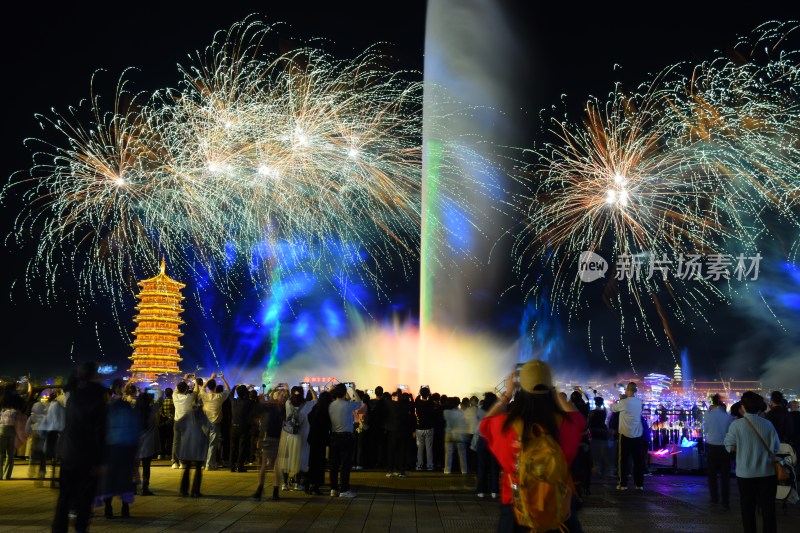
479, 360, 585, 533
610, 382, 644, 491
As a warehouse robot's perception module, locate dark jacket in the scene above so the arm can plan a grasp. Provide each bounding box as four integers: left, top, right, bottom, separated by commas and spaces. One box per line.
307, 400, 332, 446
58, 381, 107, 470
231, 398, 255, 428
386, 398, 414, 433
414, 397, 435, 430
766, 407, 795, 444
588, 409, 608, 440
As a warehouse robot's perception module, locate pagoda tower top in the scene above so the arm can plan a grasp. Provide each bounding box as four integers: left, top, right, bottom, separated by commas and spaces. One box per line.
138, 259, 186, 290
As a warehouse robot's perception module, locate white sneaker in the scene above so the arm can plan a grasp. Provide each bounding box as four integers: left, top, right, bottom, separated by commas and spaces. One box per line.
171, 463, 179, 470
281, 483, 289, 491
416, 465, 424, 471
491, 493, 498, 499
330, 489, 339, 497
385, 472, 398, 478
477, 493, 485, 498
339, 490, 357, 498
616, 485, 628, 491
635, 486, 644, 491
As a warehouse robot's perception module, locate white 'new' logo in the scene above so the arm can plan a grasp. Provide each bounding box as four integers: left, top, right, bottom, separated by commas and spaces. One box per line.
578, 251, 608, 282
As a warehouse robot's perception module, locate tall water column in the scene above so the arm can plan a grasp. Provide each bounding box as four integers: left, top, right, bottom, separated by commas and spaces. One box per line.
421, 0, 535, 381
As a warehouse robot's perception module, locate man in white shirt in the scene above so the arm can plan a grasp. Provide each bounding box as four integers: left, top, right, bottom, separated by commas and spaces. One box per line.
171, 377, 198, 468
611, 382, 645, 490
197, 373, 230, 470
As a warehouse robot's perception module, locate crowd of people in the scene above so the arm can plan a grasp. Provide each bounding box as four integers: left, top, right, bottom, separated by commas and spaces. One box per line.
0, 361, 797, 533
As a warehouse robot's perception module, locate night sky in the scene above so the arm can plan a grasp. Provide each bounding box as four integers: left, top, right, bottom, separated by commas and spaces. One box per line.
1, 1, 799, 384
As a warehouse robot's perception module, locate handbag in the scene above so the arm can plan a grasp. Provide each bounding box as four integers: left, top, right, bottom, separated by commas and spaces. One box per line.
742, 416, 790, 482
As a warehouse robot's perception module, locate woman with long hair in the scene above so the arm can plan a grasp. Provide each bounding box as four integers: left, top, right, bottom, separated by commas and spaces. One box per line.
480, 360, 585, 533
276, 385, 317, 491
306, 390, 333, 495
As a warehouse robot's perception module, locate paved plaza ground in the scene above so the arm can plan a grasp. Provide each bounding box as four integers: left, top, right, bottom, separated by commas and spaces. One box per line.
0, 459, 798, 532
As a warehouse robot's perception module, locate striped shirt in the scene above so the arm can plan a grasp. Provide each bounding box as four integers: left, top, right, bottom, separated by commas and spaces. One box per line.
724, 413, 780, 478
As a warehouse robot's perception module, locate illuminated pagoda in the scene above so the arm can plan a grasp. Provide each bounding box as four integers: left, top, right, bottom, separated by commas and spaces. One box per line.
127, 259, 185, 383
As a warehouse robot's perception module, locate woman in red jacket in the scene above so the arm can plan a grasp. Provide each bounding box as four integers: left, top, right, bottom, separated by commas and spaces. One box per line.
480, 360, 585, 533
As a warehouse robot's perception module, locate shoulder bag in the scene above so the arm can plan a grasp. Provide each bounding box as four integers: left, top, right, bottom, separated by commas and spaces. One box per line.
742, 416, 790, 482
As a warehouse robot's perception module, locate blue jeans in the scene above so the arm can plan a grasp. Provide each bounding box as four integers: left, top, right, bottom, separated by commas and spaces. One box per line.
445, 436, 468, 474
206, 422, 221, 469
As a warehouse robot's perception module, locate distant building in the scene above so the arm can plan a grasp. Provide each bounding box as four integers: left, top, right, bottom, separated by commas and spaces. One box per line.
693, 380, 763, 401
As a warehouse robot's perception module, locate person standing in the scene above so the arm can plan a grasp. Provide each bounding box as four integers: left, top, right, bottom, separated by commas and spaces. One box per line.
230, 385, 255, 473
385, 390, 414, 477
611, 382, 645, 490
474, 392, 500, 498
367, 386, 386, 469
306, 391, 332, 495
97, 379, 140, 519
171, 379, 197, 468
276, 385, 317, 491
480, 360, 585, 533
176, 405, 211, 497
43, 391, 66, 478
197, 373, 230, 470
588, 397, 611, 478
51, 363, 107, 533
328, 384, 364, 497
135, 392, 160, 496
703, 394, 733, 509
789, 400, 800, 454
765, 391, 794, 444
724, 391, 780, 533
26, 400, 48, 480
253, 389, 287, 500
158, 388, 175, 460
414, 387, 435, 471
443, 397, 468, 474
0, 393, 26, 480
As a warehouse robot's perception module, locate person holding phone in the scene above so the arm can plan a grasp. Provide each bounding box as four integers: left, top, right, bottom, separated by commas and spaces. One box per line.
611, 382, 645, 491
198, 372, 230, 470
328, 384, 364, 497
480, 360, 584, 533
415, 387, 435, 471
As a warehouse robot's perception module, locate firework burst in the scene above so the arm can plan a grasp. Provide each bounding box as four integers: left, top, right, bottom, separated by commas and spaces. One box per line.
514, 22, 800, 357
4, 20, 434, 310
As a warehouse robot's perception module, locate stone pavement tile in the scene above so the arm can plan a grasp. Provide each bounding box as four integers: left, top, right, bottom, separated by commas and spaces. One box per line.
2, 459, 800, 532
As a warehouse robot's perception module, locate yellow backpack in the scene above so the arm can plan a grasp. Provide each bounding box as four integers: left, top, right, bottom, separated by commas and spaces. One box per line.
509, 423, 574, 532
